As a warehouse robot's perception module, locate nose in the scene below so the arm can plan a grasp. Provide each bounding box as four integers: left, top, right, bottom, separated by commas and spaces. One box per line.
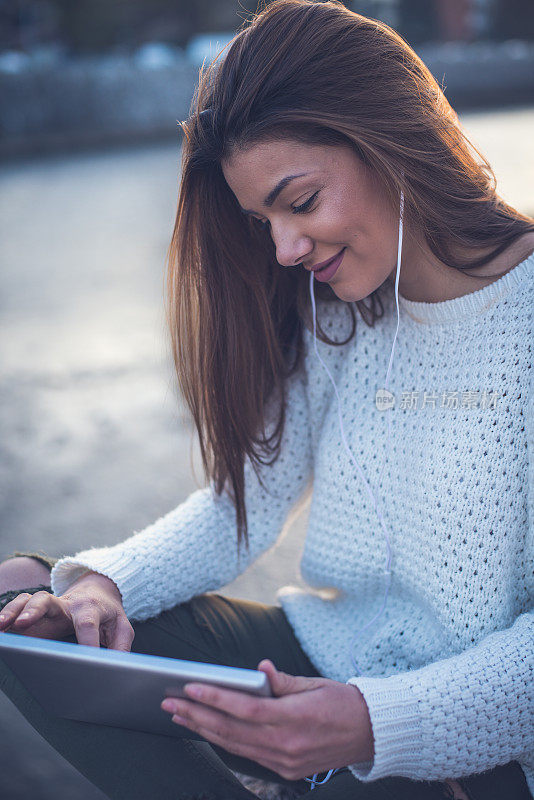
271, 221, 313, 268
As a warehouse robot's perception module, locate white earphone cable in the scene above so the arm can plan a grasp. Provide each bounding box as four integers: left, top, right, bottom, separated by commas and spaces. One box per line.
304, 188, 404, 789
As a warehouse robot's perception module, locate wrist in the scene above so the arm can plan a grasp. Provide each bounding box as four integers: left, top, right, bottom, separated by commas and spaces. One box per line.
71, 570, 123, 602
349, 684, 375, 762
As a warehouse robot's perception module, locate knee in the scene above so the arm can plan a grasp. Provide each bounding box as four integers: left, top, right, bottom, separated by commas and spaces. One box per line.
0, 556, 52, 595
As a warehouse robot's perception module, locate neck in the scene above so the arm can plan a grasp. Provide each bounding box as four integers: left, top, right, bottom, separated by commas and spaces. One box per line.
387, 231, 534, 303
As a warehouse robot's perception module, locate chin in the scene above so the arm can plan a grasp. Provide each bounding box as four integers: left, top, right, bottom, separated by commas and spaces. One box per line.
330, 282, 373, 303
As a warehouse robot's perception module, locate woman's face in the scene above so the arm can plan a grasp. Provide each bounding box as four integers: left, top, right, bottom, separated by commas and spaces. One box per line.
221, 138, 401, 302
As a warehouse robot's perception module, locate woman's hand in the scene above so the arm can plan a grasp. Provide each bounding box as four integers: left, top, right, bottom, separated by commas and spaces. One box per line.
0, 571, 134, 651
161, 659, 374, 781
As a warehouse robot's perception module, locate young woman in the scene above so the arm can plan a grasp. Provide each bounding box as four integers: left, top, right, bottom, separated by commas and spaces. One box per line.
0, 2, 532, 799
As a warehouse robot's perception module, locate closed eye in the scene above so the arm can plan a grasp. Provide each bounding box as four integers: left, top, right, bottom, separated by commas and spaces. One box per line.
292, 190, 320, 214
252, 190, 320, 228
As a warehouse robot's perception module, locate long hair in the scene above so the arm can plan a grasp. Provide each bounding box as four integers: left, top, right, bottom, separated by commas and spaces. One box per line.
167, 0, 534, 551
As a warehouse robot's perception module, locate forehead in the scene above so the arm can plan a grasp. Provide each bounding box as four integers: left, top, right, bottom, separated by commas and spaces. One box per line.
224, 139, 327, 171
221, 139, 343, 197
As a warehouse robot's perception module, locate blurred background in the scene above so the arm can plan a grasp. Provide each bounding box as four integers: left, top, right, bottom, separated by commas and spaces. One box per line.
1, 0, 534, 154
0, 1, 533, 799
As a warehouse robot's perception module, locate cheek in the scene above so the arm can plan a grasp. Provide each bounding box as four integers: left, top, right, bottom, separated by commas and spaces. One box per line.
323, 200, 361, 243
334, 192, 377, 243
348, 203, 399, 257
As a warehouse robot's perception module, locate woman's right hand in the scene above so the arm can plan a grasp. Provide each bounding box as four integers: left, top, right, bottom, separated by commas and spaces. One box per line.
0, 571, 135, 651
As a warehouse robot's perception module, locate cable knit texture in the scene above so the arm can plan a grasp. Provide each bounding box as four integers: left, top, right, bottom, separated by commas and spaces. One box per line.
51, 253, 534, 790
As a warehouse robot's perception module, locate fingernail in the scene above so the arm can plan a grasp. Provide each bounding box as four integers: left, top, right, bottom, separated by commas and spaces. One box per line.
161, 700, 175, 713
19, 613, 29, 619
184, 684, 202, 698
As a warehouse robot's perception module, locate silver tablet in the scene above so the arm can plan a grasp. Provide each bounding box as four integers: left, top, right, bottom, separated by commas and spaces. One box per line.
0, 631, 272, 739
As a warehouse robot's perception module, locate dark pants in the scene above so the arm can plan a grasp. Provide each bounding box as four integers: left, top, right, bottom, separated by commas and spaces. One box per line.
0, 553, 531, 800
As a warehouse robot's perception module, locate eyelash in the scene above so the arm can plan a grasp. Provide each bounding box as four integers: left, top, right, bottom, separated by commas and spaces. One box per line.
256, 191, 320, 228
292, 190, 320, 214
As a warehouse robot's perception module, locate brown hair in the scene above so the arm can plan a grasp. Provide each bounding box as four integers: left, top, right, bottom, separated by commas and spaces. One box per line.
167, 0, 534, 551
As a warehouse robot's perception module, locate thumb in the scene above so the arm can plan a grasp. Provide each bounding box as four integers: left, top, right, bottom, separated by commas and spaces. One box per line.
257, 659, 320, 697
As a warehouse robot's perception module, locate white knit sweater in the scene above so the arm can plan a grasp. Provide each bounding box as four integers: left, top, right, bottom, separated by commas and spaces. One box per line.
51, 252, 534, 790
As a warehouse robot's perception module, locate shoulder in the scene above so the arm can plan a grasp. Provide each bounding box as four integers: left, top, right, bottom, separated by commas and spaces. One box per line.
466, 232, 534, 281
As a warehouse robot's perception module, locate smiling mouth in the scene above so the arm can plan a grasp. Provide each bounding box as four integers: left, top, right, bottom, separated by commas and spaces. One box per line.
309, 248, 346, 283
309, 248, 345, 272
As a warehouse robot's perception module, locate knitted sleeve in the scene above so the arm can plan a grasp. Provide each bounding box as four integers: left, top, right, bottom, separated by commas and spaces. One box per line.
50, 363, 313, 621
345, 374, 534, 783
346, 612, 533, 782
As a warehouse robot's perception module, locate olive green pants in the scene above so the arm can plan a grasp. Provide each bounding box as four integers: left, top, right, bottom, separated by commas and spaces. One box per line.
0, 552, 531, 800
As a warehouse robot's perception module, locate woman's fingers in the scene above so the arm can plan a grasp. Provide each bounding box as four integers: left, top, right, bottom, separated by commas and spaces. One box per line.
171, 708, 280, 764
0, 582, 132, 650
0, 591, 54, 629
107, 617, 135, 652
163, 696, 280, 757
182, 683, 278, 724
0, 592, 74, 639
71, 610, 101, 648
0, 592, 34, 629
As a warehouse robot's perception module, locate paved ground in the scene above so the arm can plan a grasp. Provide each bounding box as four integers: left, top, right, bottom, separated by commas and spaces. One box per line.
0, 105, 532, 800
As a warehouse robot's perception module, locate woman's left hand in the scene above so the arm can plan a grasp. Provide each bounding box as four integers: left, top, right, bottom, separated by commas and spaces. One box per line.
160, 659, 374, 781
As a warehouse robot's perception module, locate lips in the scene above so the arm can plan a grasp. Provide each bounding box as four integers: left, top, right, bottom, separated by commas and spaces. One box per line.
308, 248, 345, 272
311, 247, 346, 283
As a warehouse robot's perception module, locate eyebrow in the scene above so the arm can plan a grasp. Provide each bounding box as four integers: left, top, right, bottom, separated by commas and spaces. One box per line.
241, 173, 309, 215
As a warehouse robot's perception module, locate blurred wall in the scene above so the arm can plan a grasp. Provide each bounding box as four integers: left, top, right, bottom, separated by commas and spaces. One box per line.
1, 0, 533, 158
2, 0, 534, 55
